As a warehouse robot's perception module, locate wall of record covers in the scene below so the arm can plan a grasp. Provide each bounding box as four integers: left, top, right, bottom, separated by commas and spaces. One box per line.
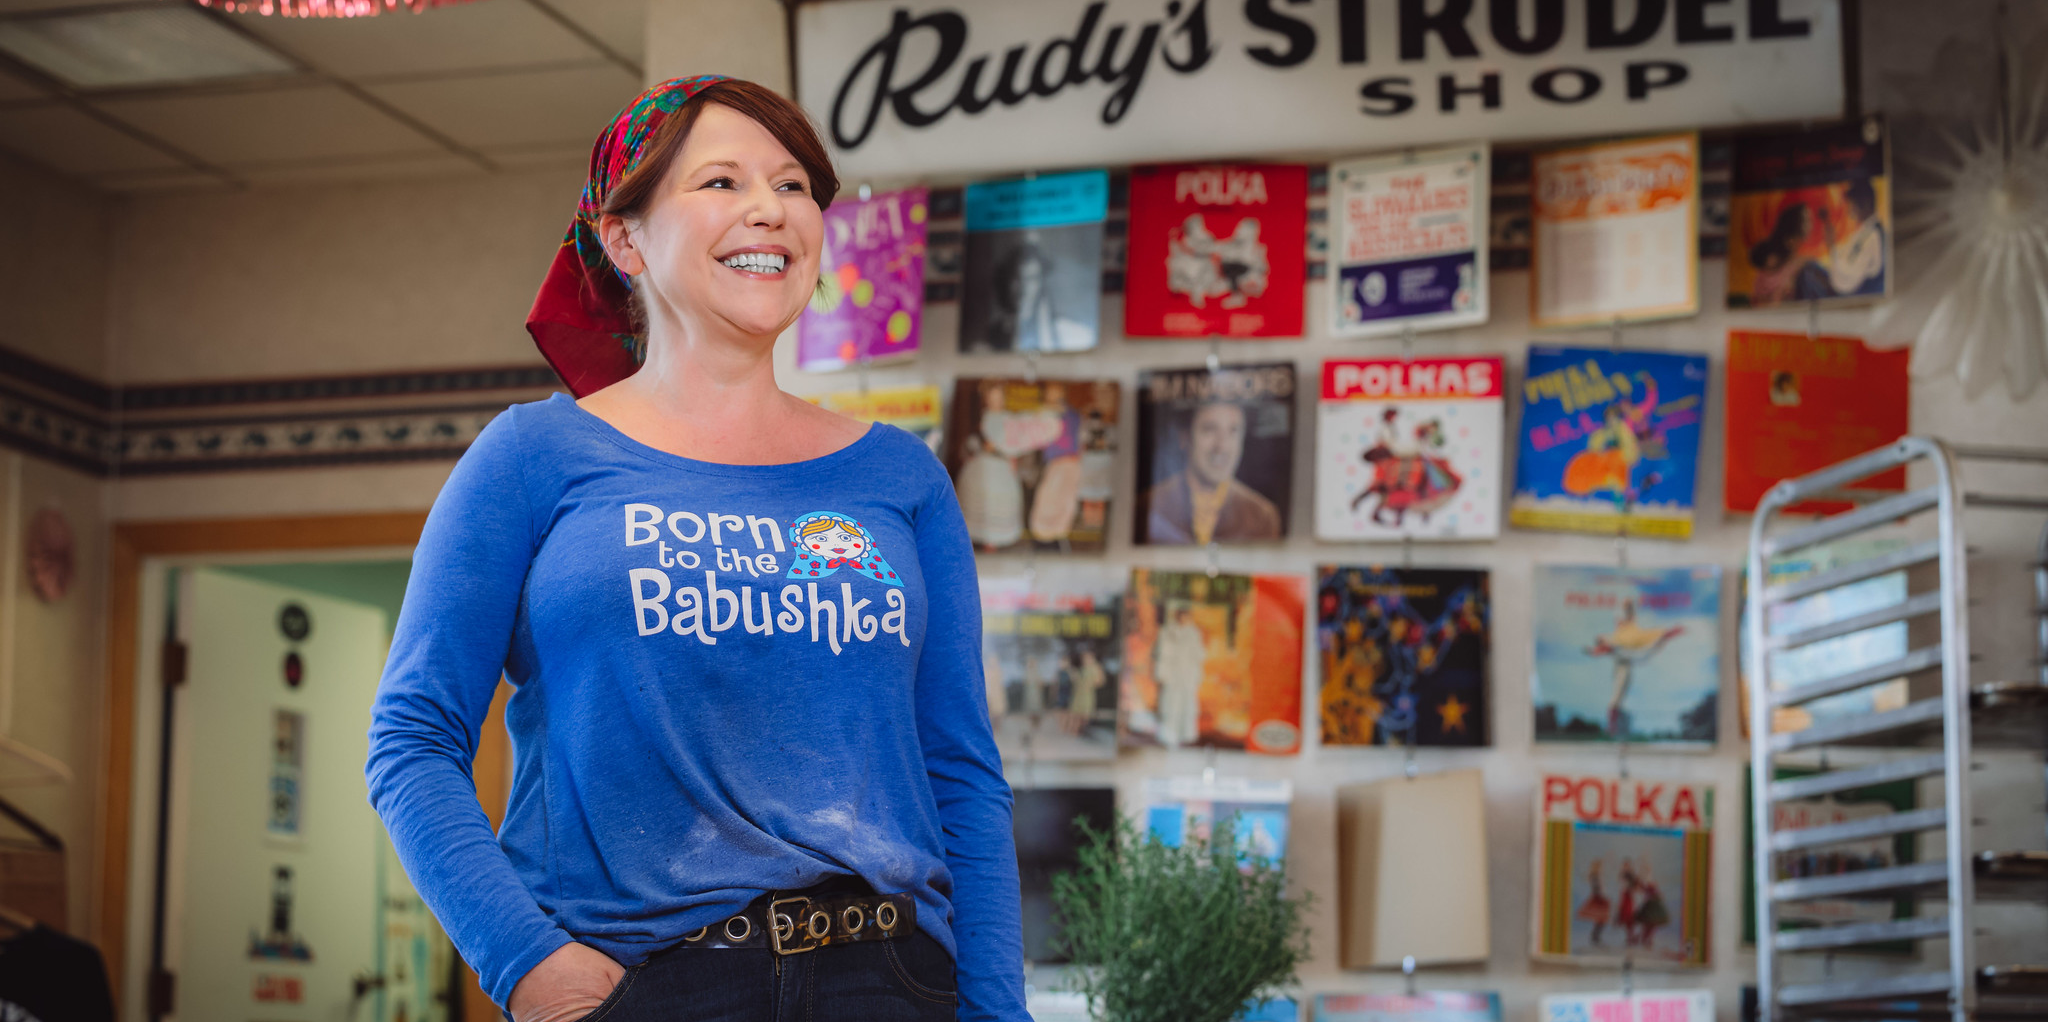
766, 7, 2048, 1019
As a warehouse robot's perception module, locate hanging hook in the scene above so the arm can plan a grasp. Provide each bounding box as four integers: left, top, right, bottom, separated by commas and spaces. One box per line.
1617, 738, 1630, 780
1401, 323, 1416, 363
1023, 348, 1040, 384
1609, 317, 1623, 350
1403, 745, 1419, 780
1202, 745, 1219, 787
1402, 955, 1417, 995
1620, 954, 1634, 997
1205, 540, 1220, 579
1402, 533, 1414, 568
1206, 337, 1222, 374
858, 181, 873, 203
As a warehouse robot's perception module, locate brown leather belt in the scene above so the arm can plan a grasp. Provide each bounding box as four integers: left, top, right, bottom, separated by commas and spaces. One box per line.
678, 889, 915, 955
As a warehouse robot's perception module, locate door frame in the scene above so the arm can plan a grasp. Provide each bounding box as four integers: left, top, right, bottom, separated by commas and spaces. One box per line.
96, 512, 483, 1017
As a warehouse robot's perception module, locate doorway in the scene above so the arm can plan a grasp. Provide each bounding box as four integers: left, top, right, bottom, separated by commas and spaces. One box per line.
100, 515, 507, 1022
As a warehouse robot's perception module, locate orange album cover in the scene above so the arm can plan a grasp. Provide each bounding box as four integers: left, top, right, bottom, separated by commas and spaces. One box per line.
1723, 330, 1909, 514
1122, 569, 1304, 755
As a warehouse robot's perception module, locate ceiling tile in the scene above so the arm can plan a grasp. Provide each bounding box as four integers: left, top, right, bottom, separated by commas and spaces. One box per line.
528, 0, 643, 68
0, 103, 183, 174
96, 84, 444, 165
231, 150, 481, 186
366, 63, 635, 151
0, 67, 48, 102
0, 0, 127, 15
227, 0, 601, 79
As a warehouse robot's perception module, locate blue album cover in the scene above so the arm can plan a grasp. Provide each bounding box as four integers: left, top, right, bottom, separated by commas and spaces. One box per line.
1532, 565, 1721, 747
961, 169, 1109, 354
1509, 347, 1708, 540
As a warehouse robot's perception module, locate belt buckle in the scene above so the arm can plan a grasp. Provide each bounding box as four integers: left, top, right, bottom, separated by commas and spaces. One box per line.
768, 896, 815, 955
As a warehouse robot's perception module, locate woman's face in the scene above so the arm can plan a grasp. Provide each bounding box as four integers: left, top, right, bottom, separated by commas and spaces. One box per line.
805, 524, 866, 560
604, 103, 824, 342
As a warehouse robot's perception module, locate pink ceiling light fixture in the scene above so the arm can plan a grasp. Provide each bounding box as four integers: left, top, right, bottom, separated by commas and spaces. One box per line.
193, 0, 485, 17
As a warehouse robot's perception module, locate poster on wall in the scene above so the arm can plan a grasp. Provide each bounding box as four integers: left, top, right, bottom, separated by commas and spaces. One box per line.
944, 377, 1119, 553
1738, 539, 1916, 738
1317, 566, 1490, 747
1532, 773, 1714, 968
794, 1, 1845, 179
807, 383, 943, 449
980, 574, 1122, 763
1012, 787, 1116, 962
1122, 568, 1304, 755
1538, 990, 1713, 1022
1133, 363, 1295, 546
1743, 765, 1917, 950
1125, 163, 1307, 338
1330, 144, 1489, 336
268, 709, 304, 840
1143, 775, 1292, 863
1531, 133, 1700, 327
796, 185, 928, 370
1728, 116, 1889, 308
1723, 330, 1908, 514
960, 170, 1107, 354
1315, 356, 1503, 540
1532, 565, 1720, 747
1510, 347, 1708, 539
1316, 992, 1503, 1022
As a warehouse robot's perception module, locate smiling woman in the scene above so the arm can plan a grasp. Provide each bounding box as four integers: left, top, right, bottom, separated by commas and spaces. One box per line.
367, 75, 1026, 1022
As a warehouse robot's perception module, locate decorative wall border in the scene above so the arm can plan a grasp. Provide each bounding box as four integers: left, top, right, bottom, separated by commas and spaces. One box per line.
0, 345, 564, 476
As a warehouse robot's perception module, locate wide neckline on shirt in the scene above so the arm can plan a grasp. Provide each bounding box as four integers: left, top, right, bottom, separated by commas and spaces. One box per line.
551, 391, 887, 477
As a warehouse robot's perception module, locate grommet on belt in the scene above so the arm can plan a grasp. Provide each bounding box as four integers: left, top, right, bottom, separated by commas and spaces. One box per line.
674, 888, 916, 952
724, 915, 751, 942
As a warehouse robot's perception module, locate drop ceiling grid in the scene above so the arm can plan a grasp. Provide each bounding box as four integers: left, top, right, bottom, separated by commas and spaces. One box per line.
0, 0, 647, 190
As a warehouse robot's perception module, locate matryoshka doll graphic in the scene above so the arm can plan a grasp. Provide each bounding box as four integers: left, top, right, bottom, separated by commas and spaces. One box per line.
786, 512, 905, 586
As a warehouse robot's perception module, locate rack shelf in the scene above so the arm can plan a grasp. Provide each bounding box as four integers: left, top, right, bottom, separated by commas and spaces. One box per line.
1747, 436, 2048, 1022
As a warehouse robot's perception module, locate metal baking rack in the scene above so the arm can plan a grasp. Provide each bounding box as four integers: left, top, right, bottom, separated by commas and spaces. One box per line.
1746, 437, 2048, 1022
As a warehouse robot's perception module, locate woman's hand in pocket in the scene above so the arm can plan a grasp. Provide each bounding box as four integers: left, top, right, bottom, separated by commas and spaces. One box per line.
508, 942, 626, 1022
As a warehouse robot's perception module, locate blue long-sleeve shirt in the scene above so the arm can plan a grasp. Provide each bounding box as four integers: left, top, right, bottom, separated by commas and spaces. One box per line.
366, 392, 1025, 1020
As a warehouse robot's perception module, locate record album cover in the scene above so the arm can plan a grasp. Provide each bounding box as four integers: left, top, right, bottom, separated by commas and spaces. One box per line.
944, 378, 1119, 553
1318, 566, 1489, 747
1336, 770, 1491, 968
1316, 357, 1504, 540
1012, 787, 1115, 962
1533, 773, 1714, 968
1532, 565, 1720, 747
1123, 568, 1305, 755
808, 383, 943, 449
1723, 330, 1909, 514
1511, 347, 1708, 539
1743, 765, 1917, 950
1134, 362, 1295, 546
1538, 991, 1713, 1022
961, 170, 1107, 354
1125, 162, 1307, 338
1316, 992, 1502, 1022
1738, 539, 1917, 738
1143, 775, 1292, 864
1728, 116, 1889, 309
1532, 133, 1699, 327
981, 576, 1122, 763
797, 186, 928, 370
1330, 144, 1489, 337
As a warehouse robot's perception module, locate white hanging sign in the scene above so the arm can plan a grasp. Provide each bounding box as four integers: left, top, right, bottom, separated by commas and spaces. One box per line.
795, 0, 1843, 179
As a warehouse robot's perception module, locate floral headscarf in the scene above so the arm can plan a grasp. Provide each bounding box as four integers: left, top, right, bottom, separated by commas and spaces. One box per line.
525, 74, 729, 397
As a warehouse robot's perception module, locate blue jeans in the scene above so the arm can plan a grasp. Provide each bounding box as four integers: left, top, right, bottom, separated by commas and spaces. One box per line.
577, 931, 959, 1022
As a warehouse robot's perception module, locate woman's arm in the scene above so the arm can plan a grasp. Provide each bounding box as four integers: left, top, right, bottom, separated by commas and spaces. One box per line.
365, 407, 575, 1008
909, 454, 1028, 1022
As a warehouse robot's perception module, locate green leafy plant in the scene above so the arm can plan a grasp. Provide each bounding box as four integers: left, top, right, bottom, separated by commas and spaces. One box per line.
1049, 814, 1311, 1022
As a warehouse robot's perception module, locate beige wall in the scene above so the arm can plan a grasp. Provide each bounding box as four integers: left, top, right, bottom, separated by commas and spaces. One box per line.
644, 0, 789, 92
105, 163, 583, 385
0, 150, 112, 379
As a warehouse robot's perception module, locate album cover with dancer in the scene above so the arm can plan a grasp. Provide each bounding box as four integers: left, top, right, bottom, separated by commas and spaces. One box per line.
1316, 992, 1503, 1022
1122, 568, 1305, 755
796, 185, 927, 370
1510, 347, 1708, 540
1532, 565, 1720, 747
1533, 773, 1714, 968
1317, 566, 1490, 747
1125, 162, 1307, 338
1728, 116, 1889, 309
1134, 362, 1295, 546
959, 169, 1107, 354
944, 377, 1119, 553
1538, 991, 1713, 1022
1724, 329, 1909, 514
980, 575, 1122, 763
1330, 143, 1489, 337
1316, 357, 1504, 540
